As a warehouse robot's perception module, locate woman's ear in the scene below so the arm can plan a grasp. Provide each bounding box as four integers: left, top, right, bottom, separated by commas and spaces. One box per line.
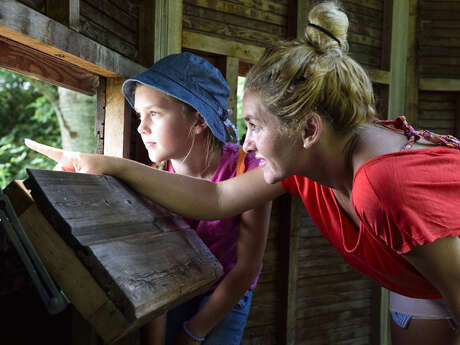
193, 113, 208, 135
302, 112, 322, 149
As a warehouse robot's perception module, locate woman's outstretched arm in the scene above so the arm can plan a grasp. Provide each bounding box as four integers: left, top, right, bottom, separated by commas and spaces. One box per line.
25, 139, 285, 220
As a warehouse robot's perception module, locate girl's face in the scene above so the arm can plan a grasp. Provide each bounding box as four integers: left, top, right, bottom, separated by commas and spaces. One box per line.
242, 90, 303, 184
135, 85, 196, 163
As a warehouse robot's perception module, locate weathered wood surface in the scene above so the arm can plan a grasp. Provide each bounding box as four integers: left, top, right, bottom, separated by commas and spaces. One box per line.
0, 0, 145, 77
6, 170, 223, 343
417, 91, 457, 135
419, 0, 460, 78
0, 35, 99, 96
80, 0, 138, 61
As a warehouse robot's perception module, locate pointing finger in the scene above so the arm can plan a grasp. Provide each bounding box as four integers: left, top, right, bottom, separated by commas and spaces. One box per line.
24, 139, 64, 163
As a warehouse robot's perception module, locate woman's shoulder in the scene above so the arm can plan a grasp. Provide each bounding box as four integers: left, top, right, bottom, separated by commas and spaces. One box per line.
353, 146, 460, 207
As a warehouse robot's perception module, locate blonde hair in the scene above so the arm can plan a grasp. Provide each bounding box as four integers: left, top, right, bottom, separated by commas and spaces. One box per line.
245, 1, 376, 134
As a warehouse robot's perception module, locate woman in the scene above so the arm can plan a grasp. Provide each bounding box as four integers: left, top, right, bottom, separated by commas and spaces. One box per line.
26, 2, 460, 344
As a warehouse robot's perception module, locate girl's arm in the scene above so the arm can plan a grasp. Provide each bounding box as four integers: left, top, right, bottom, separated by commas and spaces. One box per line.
25, 140, 285, 219
180, 200, 272, 343
403, 236, 460, 344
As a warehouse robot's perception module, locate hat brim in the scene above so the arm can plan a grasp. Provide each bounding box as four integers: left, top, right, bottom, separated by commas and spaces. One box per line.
122, 71, 228, 143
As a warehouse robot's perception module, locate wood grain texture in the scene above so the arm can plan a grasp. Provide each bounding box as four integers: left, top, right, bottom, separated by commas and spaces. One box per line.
0, 0, 145, 77
8, 169, 223, 342
0, 35, 99, 96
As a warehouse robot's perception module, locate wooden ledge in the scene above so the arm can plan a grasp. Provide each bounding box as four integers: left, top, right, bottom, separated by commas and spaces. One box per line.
0, 1, 145, 78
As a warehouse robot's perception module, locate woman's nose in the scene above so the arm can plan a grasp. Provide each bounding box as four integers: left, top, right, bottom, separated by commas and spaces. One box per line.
242, 133, 255, 153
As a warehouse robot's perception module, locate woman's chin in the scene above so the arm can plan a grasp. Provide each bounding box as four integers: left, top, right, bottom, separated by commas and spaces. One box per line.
263, 167, 282, 185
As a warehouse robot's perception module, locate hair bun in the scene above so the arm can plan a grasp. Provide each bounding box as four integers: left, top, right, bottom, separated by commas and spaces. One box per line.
305, 1, 349, 52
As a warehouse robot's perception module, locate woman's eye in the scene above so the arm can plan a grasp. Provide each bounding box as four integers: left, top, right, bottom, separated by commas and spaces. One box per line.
150, 111, 159, 117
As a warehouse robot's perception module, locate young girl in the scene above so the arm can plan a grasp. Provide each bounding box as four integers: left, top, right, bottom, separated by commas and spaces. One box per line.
122, 52, 272, 345
26, 2, 460, 344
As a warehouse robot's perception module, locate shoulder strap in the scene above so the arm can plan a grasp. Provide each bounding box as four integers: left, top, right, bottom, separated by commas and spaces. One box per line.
375, 115, 460, 151
236, 147, 247, 176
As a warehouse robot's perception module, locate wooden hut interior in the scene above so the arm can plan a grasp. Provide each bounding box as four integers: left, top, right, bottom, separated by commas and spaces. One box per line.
1, 1, 459, 344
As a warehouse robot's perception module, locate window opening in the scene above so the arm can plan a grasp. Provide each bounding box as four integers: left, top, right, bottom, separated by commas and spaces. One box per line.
0, 67, 97, 188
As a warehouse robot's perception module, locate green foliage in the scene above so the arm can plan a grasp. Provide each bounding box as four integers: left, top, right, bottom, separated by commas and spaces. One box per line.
0, 68, 61, 188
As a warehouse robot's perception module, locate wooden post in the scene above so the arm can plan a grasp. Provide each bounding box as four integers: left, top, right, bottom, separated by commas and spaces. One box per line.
406, 0, 419, 125
279, 195, 300, 345
388, 0, 410, 120
296, 0, 312, 40
95, 78, 106, 155
45, 0, 80, 31
456, 95, 460, 138
154, 0, 183, 62
381, 0, 393, 72
138, 0, 156, 67
216, 56, 239, 126
104, 77, 131, 158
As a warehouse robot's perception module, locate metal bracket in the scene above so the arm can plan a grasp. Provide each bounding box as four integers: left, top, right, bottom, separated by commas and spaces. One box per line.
0, 189, 69, 315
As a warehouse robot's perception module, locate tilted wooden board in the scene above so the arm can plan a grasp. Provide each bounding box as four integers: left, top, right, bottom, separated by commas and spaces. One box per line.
6, 169, 223, 343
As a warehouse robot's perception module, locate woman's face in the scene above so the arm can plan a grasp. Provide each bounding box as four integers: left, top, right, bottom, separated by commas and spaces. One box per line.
242, 90, 303, 184
135, 85, 196, 163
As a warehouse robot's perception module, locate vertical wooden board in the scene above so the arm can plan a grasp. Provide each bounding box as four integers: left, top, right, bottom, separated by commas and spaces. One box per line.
104, 77, 131, 158
154, 0, 182, 62
216, 55, 239, 125
388, 0, 409, 119
279, 195, 301, 345
405, 0, 419, 124
457, 94, 460, 137
138, 0, 155, 67
381, 0, 393, 71
95, 77, 106, 154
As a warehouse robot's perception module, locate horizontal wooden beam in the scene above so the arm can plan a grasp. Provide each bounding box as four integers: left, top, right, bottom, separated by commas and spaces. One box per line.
419, 78, 460, 92
183, 30, 390, 87
0, 0, 145, 78
182, 30, 264, 64
367, 67, 390, 85
0, 35, 98, 96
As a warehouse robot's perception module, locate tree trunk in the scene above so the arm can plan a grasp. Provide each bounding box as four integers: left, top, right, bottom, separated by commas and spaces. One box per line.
57, 87, 97, 153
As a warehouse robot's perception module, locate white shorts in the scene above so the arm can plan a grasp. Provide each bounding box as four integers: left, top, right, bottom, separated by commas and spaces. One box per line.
389, 291, 453, 320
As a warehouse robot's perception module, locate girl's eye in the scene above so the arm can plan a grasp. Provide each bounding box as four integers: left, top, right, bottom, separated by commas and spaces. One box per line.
150, 111, 159, 117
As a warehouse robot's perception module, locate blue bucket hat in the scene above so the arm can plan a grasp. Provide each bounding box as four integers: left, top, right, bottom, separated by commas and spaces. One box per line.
122, 52, 238, 143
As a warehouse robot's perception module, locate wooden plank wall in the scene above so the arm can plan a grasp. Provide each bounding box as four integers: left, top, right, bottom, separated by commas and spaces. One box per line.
418, 1, 460, 136
294, 213, 376, 345
183, 0, 289, 47
418, 92, 457, 135
344, 0, 385, 70
183, 1, 387, 345
79, 0, 140, 61
419, 1, 460, 79
243, 199, 282, 345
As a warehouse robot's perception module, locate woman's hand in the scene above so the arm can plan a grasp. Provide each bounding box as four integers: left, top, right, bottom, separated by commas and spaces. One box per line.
25, 139, 110, 174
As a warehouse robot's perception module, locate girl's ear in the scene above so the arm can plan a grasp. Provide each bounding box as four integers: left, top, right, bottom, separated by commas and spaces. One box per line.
194, 113, 208, 134
302, 112, 322, 149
